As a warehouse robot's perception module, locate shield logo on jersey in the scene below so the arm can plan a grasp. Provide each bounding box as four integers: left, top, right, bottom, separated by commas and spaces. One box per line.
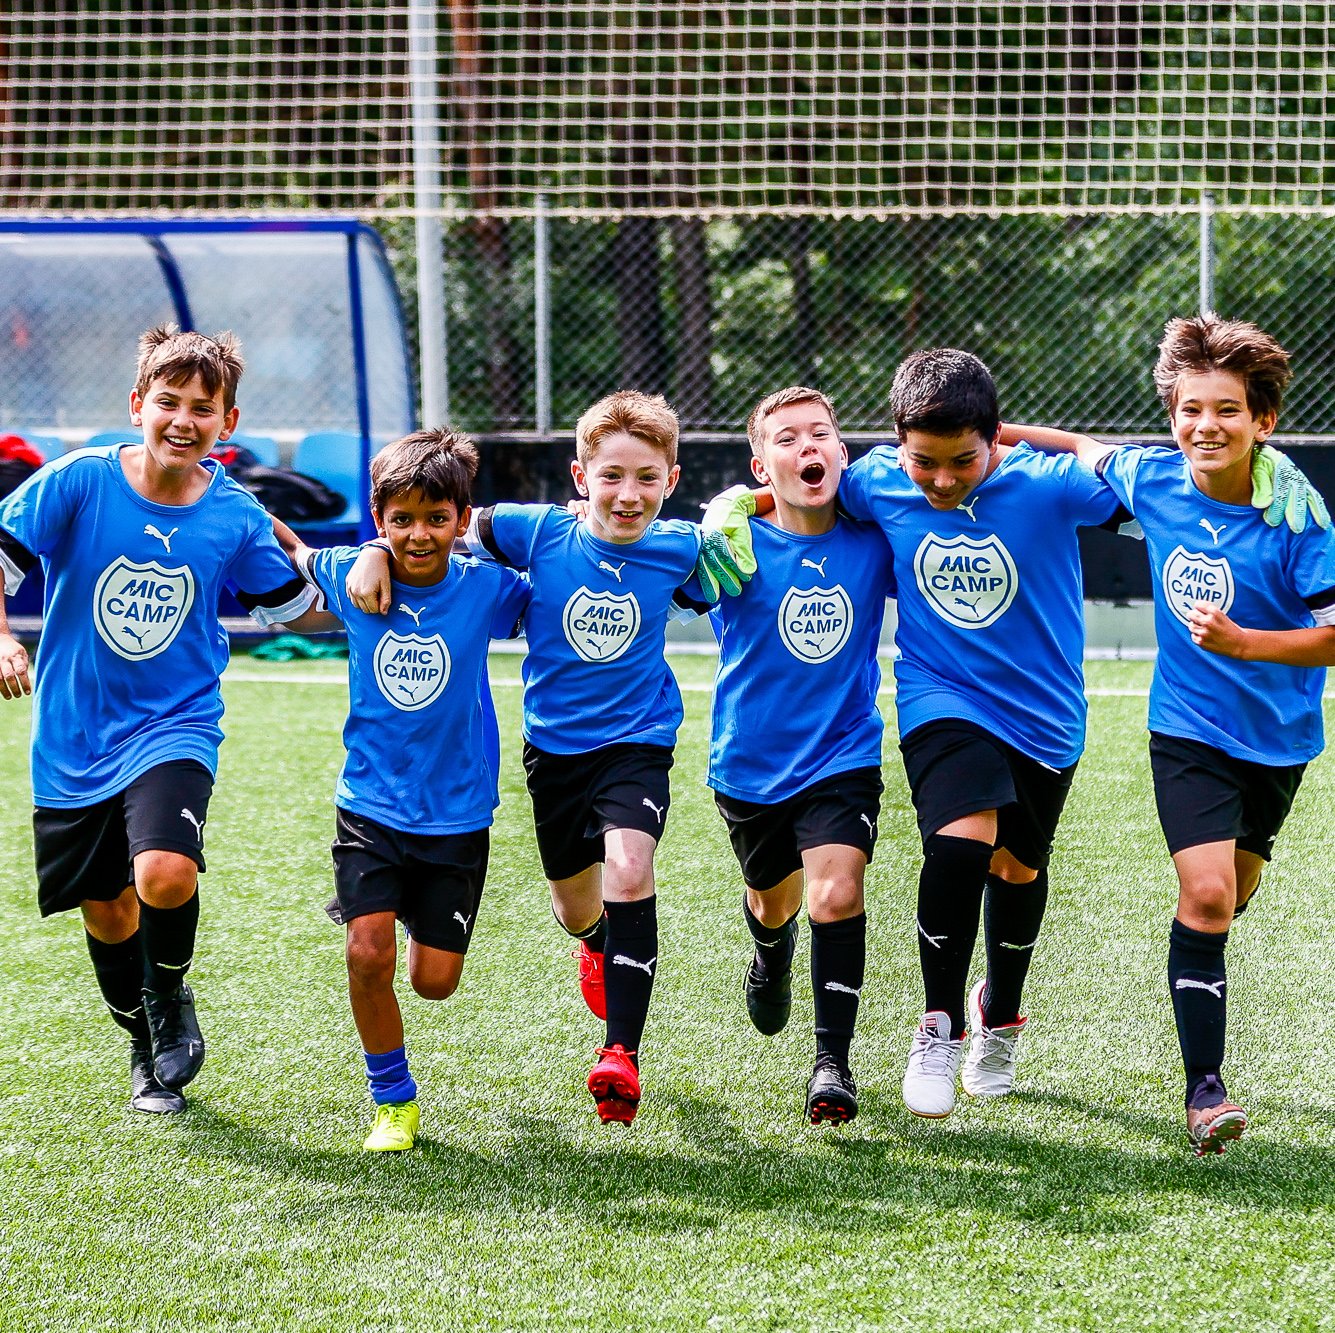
913, 532, 1018, 630
562, 587, 641, 663
373, 632, 451, 711
92, 558, 195, 661
1162, 545, 1235, 628
777, 585, 854, 663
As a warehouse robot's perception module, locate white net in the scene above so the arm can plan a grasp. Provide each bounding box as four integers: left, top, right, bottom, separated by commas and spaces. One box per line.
3, 3, 1333, 218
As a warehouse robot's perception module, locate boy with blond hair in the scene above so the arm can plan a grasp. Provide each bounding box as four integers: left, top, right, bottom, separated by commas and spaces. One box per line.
706, 386, 895, 1123
283, 427, 529, 1151
348, 390, 737, 1124
0, 326, 318, 1114
1003, 314, 1335, 1154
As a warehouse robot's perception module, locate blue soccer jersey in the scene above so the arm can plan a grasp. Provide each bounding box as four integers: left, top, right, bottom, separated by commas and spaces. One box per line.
305, 546, 530, 835
0, 446, 313, 806
708, 515, 895, 801
469, 504, 702, 754
1098, 444, 1335, 764
839, 442, 1123, 768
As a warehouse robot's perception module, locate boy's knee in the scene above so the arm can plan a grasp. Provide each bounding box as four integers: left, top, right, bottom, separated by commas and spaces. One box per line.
345, 926, 396, 987
81, 887, 139, 943
410, 973, 459, 1001
1179, 872, 1236, 926
134, 851, 198, 908
807, 877, 863, 922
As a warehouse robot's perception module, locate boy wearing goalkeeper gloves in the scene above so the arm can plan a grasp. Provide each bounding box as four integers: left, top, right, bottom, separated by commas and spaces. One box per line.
1001, 313, 1335, 1155
706, 387, 895, 1125
709, 350, 1129, 1120
345, 391, 738, 1126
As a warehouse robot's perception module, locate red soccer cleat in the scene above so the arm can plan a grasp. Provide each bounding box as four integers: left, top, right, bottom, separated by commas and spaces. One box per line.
574, 939, 607, 1019
587, 1044, 640, 1125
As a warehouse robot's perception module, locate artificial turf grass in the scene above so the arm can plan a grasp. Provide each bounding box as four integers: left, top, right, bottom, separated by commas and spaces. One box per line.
0, 657, 1332, 1331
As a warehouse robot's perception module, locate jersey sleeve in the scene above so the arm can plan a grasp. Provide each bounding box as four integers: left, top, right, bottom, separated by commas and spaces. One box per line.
226, 506, 318, 626
0, 461, 79, 594
1050, 448, 1126, 527
301, 544, 360, 622
469, 503, 546, 570
838, 447, 895, 522
1093, 444, 1146, 515
487, 565, 531, 638
1289, 523, 1335, 626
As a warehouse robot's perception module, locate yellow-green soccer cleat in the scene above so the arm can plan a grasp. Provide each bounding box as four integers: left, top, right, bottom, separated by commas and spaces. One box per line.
363, 1100, 420, 1152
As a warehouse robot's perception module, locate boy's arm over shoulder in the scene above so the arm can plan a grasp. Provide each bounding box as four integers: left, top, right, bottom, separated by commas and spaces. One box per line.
485, 563, 531, 638
999, 422, 1114, 469
226, 500, 322, 630
466, 502, 546, 569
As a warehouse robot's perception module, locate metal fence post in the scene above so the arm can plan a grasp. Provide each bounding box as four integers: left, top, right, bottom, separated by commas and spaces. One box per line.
1199, 191, 1215, 316
410, 0, 448, 425
534, 194, 552, 436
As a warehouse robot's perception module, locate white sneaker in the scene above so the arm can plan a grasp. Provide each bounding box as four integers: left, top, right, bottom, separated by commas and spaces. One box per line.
961, 980, 1027, 1097
902, 1010, 964, 1118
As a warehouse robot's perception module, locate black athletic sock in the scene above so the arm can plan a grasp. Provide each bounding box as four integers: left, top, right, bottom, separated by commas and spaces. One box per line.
1168, 917, 1229, 1107
811, 913, 866, 1068
603, 896, 658, 1057
742, 895, 798, 978
916, 833, 993, 1035
137, 893, 200, 995
85, 930, 151, 1044
981, 869, 1049, 1026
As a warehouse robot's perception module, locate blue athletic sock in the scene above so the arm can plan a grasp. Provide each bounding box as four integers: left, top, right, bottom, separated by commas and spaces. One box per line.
364, 1045, 417, 1105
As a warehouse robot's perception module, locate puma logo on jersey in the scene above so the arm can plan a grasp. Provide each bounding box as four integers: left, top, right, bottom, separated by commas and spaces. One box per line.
612, 953, 656, 976
144, 524, 179, 553
823, 980, 863, 998
642, 797, 665, 824
180, 807, 205, 840
957, 498, 980, 521
1198, 518, 1228, 545
598, 559, 627, 583
917, 919, 947, 949
453, 910, 473, 932
800, 556, 829, 577
954, 595, 982, 616
1175, 977, 1226, 998
122, 626, 149, 648
397, 603, 425, 626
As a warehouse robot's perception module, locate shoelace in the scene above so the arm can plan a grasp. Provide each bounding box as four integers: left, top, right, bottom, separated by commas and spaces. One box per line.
973, 1027, 1022, 1072
912, 1030, 961, 1077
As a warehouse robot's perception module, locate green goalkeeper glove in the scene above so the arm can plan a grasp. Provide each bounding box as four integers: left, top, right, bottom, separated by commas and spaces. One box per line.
1251, 445, 1331, 534
698, 484, 759, 600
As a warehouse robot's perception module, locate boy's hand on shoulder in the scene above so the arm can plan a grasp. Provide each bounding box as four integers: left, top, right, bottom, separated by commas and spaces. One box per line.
1252, 445, 1332, 533
566, 498, 591, 521
1188, 603, 1248, 659
346, 541, 393, 614
0, 632, 31, 699
699, 485, 760, 599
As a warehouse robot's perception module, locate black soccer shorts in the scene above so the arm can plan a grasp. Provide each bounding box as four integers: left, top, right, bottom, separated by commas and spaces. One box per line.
899, 719, 1076, 871
522, 741, 674, 882
1149, 731, 1307, 860
33, 760, 213, 917
331, 808, 489, 954
714, 767, 883, 892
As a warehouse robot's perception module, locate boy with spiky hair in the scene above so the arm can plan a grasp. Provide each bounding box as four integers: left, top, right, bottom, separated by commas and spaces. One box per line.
0, 325, 319, 1114
1002, 313, 1335, 1154
347, 390, 732, 1125
706, 386, 895, 1124
282, 427, 529, 1152
708, 349, 1128, 1119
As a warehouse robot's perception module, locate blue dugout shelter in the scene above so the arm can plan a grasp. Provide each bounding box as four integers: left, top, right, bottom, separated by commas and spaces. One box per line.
0, 218, 415, 542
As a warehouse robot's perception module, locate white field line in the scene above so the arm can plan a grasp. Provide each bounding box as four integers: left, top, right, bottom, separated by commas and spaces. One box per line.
221, 670, 1335, 701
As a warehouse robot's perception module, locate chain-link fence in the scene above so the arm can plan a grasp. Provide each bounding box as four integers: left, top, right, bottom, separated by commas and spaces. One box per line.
387, 206, 1335, 441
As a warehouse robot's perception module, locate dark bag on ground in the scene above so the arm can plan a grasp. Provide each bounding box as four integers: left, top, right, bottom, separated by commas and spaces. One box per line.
230, 464, 348, 522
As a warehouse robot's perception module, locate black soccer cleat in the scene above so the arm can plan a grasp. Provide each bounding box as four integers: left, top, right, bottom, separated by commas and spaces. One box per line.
745, 958, 793, 1036
129, 1041, 186, 1114
143, 983, 206, 1090
805, 1053, 858, 1125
